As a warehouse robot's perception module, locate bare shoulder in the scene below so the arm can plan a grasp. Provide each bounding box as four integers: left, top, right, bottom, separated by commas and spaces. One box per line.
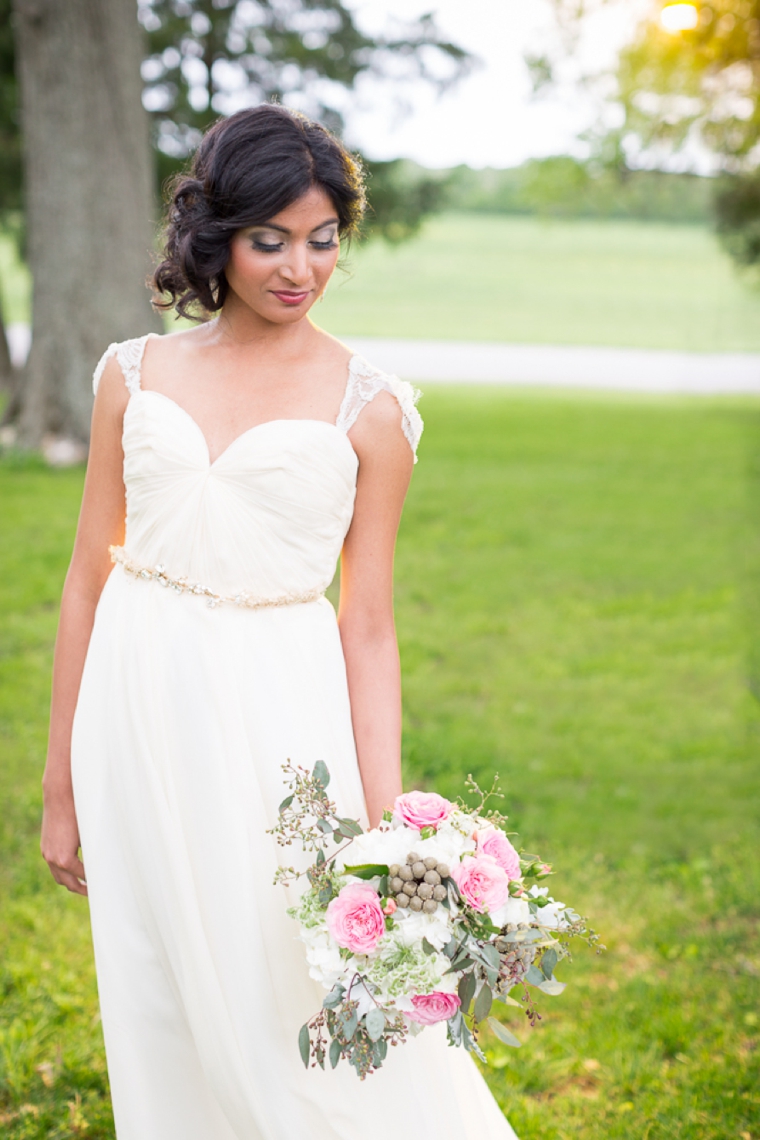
349, 387, 413, 473
94, 353, 130, 418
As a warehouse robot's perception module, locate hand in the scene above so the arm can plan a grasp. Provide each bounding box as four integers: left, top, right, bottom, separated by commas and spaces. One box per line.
41, 788, 87, 896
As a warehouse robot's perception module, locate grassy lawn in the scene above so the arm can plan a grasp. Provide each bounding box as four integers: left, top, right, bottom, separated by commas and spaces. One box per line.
1, 389, 759, 1138
3, 215, 760, 353
319, 215, 760, 352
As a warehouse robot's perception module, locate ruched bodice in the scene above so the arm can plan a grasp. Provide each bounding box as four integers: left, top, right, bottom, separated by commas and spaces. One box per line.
122, 390, 359, 599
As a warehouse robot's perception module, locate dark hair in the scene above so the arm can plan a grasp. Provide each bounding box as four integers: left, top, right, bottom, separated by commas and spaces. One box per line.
152, 104, 366, 320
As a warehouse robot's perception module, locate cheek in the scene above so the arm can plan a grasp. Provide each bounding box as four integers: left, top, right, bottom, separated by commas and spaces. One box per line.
226, 243, 270, 287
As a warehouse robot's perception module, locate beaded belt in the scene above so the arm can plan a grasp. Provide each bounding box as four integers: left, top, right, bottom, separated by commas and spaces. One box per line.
109, 546, 326, 610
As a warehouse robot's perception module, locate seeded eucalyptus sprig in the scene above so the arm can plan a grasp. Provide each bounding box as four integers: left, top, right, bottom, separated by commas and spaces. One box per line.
267, 760, 364, 885
458, 772, 510, 830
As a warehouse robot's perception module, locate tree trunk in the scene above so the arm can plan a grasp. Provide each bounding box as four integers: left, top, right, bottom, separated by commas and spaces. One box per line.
13, 0, 161, 446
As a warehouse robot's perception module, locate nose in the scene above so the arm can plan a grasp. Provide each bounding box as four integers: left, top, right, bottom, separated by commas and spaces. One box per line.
280, 242, 311, 286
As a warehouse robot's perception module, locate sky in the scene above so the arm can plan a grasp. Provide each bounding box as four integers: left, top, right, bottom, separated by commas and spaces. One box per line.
338, 0, 647, 169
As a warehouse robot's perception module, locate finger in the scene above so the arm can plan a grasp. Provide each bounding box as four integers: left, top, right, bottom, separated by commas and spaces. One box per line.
49, 863, 88, 896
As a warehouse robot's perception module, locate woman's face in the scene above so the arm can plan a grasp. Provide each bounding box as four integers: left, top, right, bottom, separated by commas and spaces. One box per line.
225, 186, 341, 325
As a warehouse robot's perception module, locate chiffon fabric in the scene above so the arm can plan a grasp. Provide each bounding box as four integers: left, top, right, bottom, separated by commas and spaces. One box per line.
71, 335, 518, 1140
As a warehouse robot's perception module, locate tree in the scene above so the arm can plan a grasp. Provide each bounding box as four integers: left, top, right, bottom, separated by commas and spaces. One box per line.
138, 0, 471, 241
6, 0, 470, 447
0, 0, 22, 399
537, 0, 760, 266
12, 0, 161, 446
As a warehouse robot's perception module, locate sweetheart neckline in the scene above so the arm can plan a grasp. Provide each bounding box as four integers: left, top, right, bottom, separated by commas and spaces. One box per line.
127, 388, 359, 469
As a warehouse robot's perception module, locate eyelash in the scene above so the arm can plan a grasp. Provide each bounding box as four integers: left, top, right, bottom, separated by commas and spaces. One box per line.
252, 240, 337, 253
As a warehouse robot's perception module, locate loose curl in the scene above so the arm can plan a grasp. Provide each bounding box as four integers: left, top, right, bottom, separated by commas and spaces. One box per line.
152, 104, 366, 321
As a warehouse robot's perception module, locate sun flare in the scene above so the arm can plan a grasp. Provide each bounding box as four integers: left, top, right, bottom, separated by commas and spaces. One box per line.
660, 3, 699, 32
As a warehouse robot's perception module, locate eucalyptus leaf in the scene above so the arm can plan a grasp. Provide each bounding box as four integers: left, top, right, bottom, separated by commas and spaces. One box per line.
526, 965, 545, 987
481, 943, 501, 970
376, 1036, 388, 1061
322, 985, 345, 1010
378, 875, 389, 897
316, 818, 333, 835
365, 1008, 386, 1042
538, 977, 566, 996
340, 1009, 358, 1040
474, 982, 493, 1023
443, 937, 458, 959
457, 970, 476, 1013
298, 1024, 310, 1067
278, 794, 294, 814
421, 937, 436, 956
487, 1017, 522, 1048
495, 993, 522, 1008
337, 817, 363, 837
312, 760, 330, 788
329, 1037, 342, 1069
318, 886, 332, 905
316, 849, 325, 866
542, 948, 558, 978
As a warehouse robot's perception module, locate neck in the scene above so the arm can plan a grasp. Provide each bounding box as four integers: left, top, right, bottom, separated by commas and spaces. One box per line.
211, 293, 319, 355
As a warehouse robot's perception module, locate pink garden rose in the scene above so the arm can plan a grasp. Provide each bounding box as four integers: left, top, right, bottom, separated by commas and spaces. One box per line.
326, 884, 386, 955
408, 991, 462, 1025
476, 828, 522, 881
451, 855, 511, 914
393, 790, 453, 832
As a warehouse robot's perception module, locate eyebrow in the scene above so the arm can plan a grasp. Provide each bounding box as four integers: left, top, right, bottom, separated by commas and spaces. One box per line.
250, 217, 339, 235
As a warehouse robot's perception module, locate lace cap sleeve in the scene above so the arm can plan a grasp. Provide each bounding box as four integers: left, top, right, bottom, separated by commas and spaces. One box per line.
336, 355, 423, 462
92, 335, 150, 397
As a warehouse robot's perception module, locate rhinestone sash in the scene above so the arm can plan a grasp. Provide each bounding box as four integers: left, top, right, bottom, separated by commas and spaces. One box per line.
109, 546, 327, 610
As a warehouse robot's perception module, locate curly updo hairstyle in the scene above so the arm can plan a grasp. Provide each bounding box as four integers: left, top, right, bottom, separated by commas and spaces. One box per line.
152, 104, 366, 321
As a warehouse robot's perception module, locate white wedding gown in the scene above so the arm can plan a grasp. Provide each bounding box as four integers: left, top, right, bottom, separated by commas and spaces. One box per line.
71, 334, 518, 1140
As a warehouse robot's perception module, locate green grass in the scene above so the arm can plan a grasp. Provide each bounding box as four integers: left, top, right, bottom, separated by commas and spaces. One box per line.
1, 391, 759, 1138
319, 214, 760, 352
4, 215, 759, 352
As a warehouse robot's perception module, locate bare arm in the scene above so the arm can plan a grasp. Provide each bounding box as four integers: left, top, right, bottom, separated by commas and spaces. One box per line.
41, 357, 129, 895
339, 392, 414, 829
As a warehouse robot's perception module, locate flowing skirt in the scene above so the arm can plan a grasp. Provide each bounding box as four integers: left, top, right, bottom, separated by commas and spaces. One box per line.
72, 568, 518, 1140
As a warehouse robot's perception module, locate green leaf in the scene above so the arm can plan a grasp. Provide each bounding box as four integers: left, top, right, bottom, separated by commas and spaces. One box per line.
313, 760, 330, 788
526, 965, 545, 987
298, 1024, 310, 1067
421, 937, 436, 956
322, 985, 345, 1009
336, 817, 363, 837
538, 977, 566, 996
480, 943, 501, 970
541, 948, 559, 978
316, 818, 333, 835
487, 1017, 522, 1048
318, 885, 333, 905
419, 825, 436, 839
329, 1037, 342, 1069
474, 982, 493, 1023
457, 970, 477, 1013
316, 849, 325, 866
342, 863, 389, 879
375, 1036, 388, 1062
495, 992, 522, 1008
278, 794, 294, 814
340, 1009, 358, 1040
365, 1008, 386, 1041
443, 937, 458, 959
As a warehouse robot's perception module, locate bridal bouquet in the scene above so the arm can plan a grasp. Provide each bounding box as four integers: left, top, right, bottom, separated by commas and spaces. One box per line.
270, 762, 600, 1079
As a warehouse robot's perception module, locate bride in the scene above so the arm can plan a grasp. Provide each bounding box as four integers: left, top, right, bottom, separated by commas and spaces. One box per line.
40, 104, 519, 1140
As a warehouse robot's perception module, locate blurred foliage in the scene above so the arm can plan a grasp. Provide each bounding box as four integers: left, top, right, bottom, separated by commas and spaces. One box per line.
617, 0, 760, 169
441, 157, 713, 222
140, 0, 470, 148
714, 169, 760, 266
140, 0, 471, 241
540, 1, 760, 266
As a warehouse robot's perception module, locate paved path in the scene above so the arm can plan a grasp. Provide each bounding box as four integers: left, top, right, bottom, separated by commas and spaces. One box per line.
342, 337, 760, 394
9, 324, 760, 394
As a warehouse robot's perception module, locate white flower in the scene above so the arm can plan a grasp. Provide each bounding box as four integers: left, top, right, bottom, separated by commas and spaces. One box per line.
489, 896, 531, 928
528, 886, 571, 930
393, 909, 451, 951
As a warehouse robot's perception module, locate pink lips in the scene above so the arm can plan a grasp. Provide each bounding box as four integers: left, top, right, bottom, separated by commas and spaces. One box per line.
271, 290, 310, 306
